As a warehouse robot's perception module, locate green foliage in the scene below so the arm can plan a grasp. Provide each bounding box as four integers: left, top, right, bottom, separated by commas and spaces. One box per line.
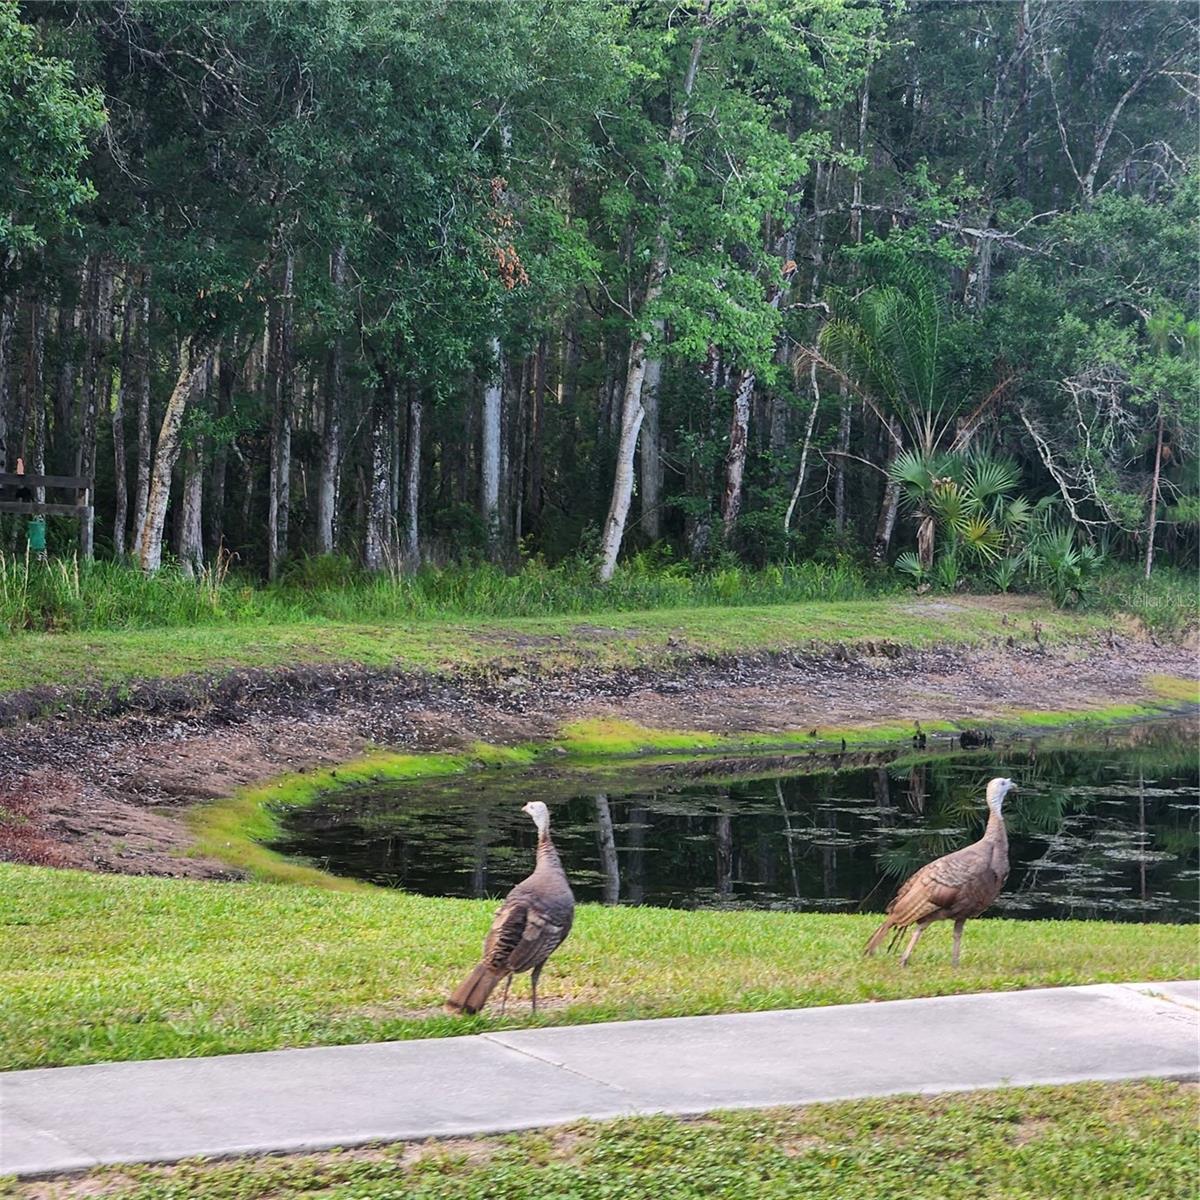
0, 554, 892, 635
1024, 524, 1105, 610
0, 2, 104, 260
821, 263, 959, 458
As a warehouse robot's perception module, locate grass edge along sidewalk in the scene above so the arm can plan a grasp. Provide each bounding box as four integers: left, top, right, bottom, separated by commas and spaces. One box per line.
1, 982, 1196, 1181
2, 863, 1197, 1071
2, 1081, 1194, 1200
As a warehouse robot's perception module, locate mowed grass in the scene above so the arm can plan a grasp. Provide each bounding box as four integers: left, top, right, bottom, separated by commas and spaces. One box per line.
7, 1082, 1196, 1200
2, 864, 1194, 1071
0, 595, 1110, 694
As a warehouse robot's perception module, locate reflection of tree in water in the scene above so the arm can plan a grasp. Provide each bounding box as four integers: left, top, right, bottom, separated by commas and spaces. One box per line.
593, 794, 620, 904
271, 722, 1198, 921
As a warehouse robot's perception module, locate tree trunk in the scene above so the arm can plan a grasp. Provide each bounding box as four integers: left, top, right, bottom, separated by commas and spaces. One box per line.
833, 385, 851, 532
130, 282, 152, 559
364, 373, 394, 572
267, 252, 294, 580
78, 261, 115, 560
783, 159, 832, 533
598, 27, 705, 582
721, 366, 754, 540
54, 300, 78, 471
178, 437, 204, 576
559, 323, 580, 486
525, 336, 546, 532
0, 293, 14, 471
513, 353, 528, 544
638, 321, 664, 540
209, 347, 233, 557
481, 334, 503, 556
316, 245, 345, 556
916, 509, 935, 571
26, 299, 48, 506
1144, 407, 1164, 579
871, 419, 902, 564
139, 340, 211, 573
784, 360, 822, 532
402, 384, 422, 569
599, 328, 654, 581
112, 276, 137, 558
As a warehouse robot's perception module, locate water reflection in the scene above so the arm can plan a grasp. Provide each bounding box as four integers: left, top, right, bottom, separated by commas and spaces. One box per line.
271, 721, 1199, 922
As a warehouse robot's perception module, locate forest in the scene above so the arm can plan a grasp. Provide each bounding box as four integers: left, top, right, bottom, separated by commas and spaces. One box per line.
0, 0, 1196, 606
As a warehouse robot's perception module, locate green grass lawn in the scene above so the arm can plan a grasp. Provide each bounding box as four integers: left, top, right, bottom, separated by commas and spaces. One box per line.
2, 864, 1194, 1071
6, 1082, 1194, 1199
0, 595, 1109, 694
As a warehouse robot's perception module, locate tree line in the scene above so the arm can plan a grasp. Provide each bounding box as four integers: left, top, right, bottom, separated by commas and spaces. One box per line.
0, 0, 1195, 582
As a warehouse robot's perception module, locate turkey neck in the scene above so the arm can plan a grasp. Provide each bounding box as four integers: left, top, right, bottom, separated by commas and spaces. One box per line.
984, 807, 1009, 873
535, 828, 564, 875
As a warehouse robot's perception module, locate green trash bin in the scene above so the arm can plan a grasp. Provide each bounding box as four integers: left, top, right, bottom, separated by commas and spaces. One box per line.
27, 516, 46, 554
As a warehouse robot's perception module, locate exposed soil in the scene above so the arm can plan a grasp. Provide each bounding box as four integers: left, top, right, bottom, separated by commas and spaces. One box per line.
0, 630, 1193, 881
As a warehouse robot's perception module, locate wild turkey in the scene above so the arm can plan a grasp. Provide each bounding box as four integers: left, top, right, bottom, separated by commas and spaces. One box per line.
445, 800, 574, 1016
865, 776, 1014, 967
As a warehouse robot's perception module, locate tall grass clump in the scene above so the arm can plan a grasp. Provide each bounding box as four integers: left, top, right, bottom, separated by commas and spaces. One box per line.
1094, 565, 1199, 638
0, 553, 888, 635
291, 556, 886, 622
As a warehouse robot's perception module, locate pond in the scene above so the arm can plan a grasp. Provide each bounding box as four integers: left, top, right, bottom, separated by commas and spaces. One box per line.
270, 720, 1199, 922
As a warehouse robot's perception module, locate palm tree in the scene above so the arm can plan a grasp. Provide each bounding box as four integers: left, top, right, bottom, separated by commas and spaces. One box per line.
819, 265, 952, 462
819, 266, 1013, 568
891, 448, 1021, 572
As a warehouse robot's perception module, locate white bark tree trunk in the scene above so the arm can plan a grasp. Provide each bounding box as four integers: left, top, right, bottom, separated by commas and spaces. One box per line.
402, 385, 422, 569
481, 334, 503, 556
0, 293, 14, 471
598, 329, 654, 581
178, 439, 204, 577
364, 375, 394, 572
267, 252, 294, 580
316, 245, 345, 556
139, 341, 211, 573
638, 321, 664, 540
77, 258, 112, 561
598, 28, 705, 582
130, 282, 152, 558
721, 366, 755, 540
112, 275, 136, 558
784, 359, 822, 532
28, 299, 48, 508
872, 418, 902, 564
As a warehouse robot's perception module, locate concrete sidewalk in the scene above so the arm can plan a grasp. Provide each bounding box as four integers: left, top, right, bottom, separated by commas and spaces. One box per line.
3, 981, 1197, 1178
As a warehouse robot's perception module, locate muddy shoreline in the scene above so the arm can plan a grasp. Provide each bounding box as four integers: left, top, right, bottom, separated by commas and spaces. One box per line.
0, 631, 1193, 880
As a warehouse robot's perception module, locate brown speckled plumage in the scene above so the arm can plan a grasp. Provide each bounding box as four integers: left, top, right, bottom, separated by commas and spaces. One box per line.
865, 777, 1013, 966
445, 802, 574, 1015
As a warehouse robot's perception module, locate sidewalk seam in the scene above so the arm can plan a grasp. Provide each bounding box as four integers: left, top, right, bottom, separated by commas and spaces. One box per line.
481, 1035, 638, 1099
1116, 982, 1200, 1013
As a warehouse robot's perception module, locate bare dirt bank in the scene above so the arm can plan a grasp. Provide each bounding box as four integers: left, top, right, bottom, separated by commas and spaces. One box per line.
0, 630, 1193, 880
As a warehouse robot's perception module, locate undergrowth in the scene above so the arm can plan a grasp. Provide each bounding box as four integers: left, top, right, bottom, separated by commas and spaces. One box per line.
0, 552, 1193, 637
0, 554, 887, 634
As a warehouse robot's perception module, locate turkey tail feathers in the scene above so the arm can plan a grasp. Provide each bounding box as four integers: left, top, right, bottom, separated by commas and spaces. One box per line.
864, 917, 895, 957
444, 963, 504, 1015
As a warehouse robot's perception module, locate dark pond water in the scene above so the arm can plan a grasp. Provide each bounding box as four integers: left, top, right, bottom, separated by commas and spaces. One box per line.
271, 721, 1199, 922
